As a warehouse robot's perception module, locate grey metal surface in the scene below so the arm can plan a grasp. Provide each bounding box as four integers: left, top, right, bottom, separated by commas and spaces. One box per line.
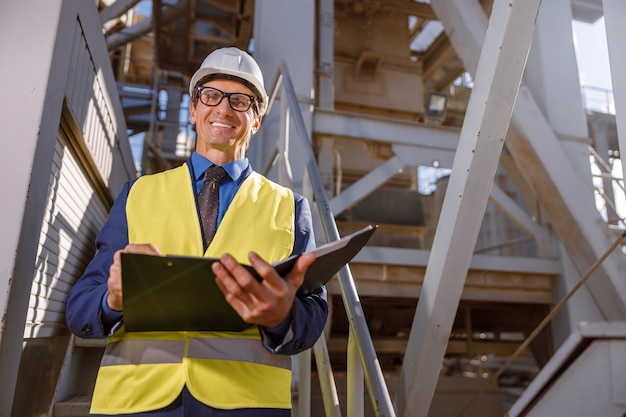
396, 1, 543, 415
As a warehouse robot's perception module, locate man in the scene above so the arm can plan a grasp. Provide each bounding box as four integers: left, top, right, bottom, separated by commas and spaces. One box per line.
65, 47, 328, 416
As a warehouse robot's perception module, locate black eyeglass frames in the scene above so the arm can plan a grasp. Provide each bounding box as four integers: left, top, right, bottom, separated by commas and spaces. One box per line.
196, 86, 256, 112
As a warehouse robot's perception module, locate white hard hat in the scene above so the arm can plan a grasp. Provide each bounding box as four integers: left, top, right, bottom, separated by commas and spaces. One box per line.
189, 47, 268, 115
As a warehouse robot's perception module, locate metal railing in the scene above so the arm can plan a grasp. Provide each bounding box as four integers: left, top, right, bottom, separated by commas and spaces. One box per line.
265, 61, 397, 417
589, 145, 626, 229
581, 85, 615, 115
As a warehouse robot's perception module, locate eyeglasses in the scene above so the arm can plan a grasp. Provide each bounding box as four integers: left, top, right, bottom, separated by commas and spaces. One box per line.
196, 86, 256, 112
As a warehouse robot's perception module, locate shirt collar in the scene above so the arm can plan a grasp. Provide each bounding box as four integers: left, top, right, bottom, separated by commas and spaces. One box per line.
191, 152, 249, 183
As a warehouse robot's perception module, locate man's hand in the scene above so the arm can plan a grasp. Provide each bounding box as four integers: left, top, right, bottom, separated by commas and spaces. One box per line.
107, 243, 162, 311
212, 252, 315, 328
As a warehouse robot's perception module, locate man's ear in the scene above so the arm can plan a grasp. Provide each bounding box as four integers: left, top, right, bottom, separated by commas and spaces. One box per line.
251, 115, 262, 134
189, 101, 197, 125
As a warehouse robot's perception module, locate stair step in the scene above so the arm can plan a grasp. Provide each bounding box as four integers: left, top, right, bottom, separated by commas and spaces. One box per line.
74, 337, 107, 348
53, 396, 91, 417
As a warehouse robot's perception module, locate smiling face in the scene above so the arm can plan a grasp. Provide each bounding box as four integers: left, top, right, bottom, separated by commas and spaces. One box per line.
190, 78, 262, 164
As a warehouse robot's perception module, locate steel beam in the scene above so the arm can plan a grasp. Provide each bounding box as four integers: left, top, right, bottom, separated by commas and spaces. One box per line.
99, 0, 140, 24
352, 247, 560, 275
434, 0, 626, 319
489, 183, 545, 240
106, 5, 182, 50
313, 109, 460, 151
330, 156, 405, 216
317, 0, 335, 110
508, 90, 626, 319
603, 0, 626, 185
395, 1, 542, 416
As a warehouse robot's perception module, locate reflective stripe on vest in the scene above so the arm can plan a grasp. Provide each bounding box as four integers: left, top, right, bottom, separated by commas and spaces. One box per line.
101, 338, 290, 370
101, 339, 184, 366
188, 337, 290, 369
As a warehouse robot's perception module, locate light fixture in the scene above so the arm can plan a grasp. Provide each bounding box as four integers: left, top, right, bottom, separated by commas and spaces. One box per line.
424, 92, 448, 121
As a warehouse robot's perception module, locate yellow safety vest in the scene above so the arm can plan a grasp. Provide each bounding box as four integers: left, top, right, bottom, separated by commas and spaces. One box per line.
90, 163, 295, 414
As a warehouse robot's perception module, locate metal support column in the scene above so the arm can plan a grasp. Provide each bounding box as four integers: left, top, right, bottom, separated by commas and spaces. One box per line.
435, 0, 626, 324
317, 0, 335, 110
603, 0, 626, 184
395, 1, 542, 416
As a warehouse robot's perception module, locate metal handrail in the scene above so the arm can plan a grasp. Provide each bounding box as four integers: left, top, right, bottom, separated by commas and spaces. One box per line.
266, 60, 396, 417
588, 145, 626, 228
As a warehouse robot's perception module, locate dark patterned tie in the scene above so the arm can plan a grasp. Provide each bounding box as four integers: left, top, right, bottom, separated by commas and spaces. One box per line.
198, 165, 227, 249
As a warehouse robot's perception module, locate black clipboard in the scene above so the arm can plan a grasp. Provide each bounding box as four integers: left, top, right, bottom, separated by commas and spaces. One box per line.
121, 224, 377, 332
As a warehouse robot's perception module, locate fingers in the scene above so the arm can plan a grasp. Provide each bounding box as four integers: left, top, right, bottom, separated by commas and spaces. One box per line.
285, 252, 315, 287
212, 255, 257, 322
106, 244, 163, 312
248, 252, 275, 281
213, 252, 308, 328
107, 249, 124, 311
123, 243, 163, 256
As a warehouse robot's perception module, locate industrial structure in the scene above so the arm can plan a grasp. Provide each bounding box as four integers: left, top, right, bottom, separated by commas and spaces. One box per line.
1, 0, 625, 416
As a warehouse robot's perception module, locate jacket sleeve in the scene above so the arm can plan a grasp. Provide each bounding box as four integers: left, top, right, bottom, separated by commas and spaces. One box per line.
64, 181, 132, 338
259, 194, 329, 354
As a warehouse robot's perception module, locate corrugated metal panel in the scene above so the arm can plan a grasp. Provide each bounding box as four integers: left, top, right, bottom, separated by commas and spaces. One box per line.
22, 2, 130, 340
25, 130, 109, 338
66, 20, 122, 190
